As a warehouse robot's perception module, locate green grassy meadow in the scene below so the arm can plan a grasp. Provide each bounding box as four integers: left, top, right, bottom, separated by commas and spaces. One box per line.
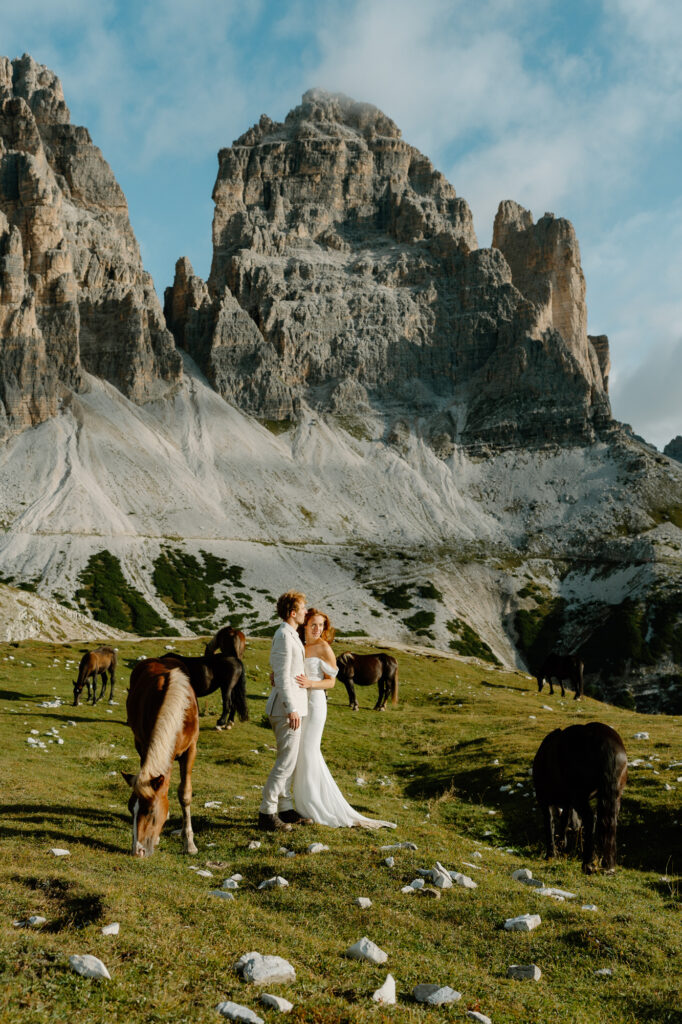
0, 638, 680, 1023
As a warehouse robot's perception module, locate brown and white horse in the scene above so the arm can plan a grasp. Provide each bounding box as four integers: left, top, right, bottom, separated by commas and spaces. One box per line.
122, 658, 199, 858
73, 646, 117, 706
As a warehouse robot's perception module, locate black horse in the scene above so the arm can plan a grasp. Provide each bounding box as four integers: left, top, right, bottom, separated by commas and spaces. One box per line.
532, 722, 627, 873
336, 652, 399, 711
159, 650, 247, 731
204, 625, 246, 660
536, 652, 584, 699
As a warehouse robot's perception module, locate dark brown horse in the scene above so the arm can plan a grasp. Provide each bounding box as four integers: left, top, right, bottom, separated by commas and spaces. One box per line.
73, 646, 117, 706
204, 624, 246, 660
536, 653, 584, 699
160, 648, 248, 731
122, 658, 199, 857
532, 722, 627, 873
336, 652, 399, 711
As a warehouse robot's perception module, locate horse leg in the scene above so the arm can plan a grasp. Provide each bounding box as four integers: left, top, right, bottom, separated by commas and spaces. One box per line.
216, 680, 229, 730
559, 677, 565, 698
373, 679, 385, 711
97, 670, 107, 703
344, 678, 358, 711
542, 804, 557, 859
108, 667, 116, 704
548, 677, 554, 696
87, 676, 96, 704
177, 743, 198, 855
574, 665, 583, 700
575, 797, 597, 873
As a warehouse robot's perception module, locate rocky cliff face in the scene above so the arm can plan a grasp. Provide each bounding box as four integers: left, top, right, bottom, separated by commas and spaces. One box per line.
664, 436, 682, 463
166, 89, 611, 447
0, 54, 181, 440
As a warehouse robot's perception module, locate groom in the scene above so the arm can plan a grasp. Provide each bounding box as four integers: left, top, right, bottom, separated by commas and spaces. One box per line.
258, 590, 314, 831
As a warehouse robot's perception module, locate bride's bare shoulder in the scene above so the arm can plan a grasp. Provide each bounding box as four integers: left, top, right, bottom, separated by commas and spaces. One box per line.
319, 640, 337, 667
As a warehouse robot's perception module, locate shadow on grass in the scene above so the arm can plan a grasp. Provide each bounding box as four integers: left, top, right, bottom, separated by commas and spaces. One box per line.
16, 875, 106, 932
0, 687, 31, 700
0, 802, 126, 854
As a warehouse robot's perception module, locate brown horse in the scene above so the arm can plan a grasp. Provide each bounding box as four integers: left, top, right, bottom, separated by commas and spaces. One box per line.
161, 644, 248, 731
536, 652, 584, 699
532, 722, 627, 873
72, 646, 117, 706
204, 624, 246, 660
122, 658, 199, 858
336, 652, 399, 711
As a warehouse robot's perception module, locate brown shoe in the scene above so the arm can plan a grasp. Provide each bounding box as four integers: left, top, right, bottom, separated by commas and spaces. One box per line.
278, 809, 314, 825
258, 812, 292, 832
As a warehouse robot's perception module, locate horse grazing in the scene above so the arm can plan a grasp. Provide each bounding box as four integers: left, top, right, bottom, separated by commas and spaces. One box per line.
336, 652, 399, 711
536, 652, 584, 700
204, 624, 246, 660
160, 649, 248, 731
532, 722, 627, 873
122, 658, 199, 857
73, 646, 117, 706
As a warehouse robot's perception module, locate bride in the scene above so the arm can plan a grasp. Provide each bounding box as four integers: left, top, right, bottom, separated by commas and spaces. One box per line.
292, 608, 396, 829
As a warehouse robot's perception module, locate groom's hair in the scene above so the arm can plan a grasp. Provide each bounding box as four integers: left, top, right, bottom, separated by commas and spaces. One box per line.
276, 590, 305, 621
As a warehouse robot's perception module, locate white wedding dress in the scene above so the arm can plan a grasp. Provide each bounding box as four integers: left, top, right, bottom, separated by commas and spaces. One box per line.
292, 657, 396, 829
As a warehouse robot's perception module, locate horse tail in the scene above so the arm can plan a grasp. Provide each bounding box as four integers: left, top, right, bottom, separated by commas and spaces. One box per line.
596, 737, 626, 870
233, 661, 249, 722
388, 656, 399, 705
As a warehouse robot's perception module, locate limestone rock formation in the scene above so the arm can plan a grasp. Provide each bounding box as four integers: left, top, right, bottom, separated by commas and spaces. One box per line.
0, 54, 181, 439
663, 436, 682, 463
166, 90, 611, 446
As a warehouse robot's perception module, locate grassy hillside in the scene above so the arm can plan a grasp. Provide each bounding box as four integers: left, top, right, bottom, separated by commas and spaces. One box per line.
0, 638, 680, 1023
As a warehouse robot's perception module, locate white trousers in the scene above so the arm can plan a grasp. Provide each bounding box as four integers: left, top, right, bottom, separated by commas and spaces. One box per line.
259, 714, 303, 815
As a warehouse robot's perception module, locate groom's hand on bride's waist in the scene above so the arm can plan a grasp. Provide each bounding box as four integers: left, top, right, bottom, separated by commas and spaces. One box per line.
287, 711, 301, 730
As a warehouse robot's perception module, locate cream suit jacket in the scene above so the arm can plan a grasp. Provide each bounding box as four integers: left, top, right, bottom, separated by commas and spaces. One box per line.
266, 621, 308, 718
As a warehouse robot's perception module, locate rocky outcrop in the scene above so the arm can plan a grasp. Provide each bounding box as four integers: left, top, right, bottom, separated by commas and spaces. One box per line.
663, 436, 682, 463
0, 54, 181, 439
166, 90, 612, 446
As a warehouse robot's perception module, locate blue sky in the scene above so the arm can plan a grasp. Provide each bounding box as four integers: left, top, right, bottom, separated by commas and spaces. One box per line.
2, 0, 681, 448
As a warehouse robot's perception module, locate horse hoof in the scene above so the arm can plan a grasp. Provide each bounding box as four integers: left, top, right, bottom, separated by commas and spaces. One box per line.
215, 724, 225, 731
226, 723, 233, 730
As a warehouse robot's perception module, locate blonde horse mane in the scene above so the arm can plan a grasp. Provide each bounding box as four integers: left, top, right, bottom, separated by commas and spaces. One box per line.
135, 668, 193, 799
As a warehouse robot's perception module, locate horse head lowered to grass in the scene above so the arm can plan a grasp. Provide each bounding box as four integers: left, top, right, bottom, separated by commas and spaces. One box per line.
533, 722, 627, 874
122, 658, 199, 858
72, 646, 117, 706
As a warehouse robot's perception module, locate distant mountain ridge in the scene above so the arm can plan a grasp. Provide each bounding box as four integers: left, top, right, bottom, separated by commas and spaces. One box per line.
0, 57, 680, 712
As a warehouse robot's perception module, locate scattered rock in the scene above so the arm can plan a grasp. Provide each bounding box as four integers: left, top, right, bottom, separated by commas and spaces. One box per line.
260, 993, 293, 1013
372, 974, 396, 1004
511, 868, 533, 882
355, 777, 366, 786
210, 890, 235, 900
50, 848, 70, 857
258, 876, 289, 890
594, 968, 613, 977
507, 964, 541, 981
633, 732, 649, 740
13, 916, 46, 928
582, 904, 598, 911
383, 856, 395, 868
536, 886, 576, 900
419, 887, 441, 900
69, 954, 111, 979
449, 871, 477, 889
101, 922, 119, 935
354, 897, 372, 909
216, 1000, 264, 1023
204, 801, 222, 808
196, 869, 213, 878
413, 984, 462, 1004
345, 937, 388, 964
235, 952, 296, 985
401, 885, 416, 894
467, 1012, 492, 1024
380, 842, 417, 851
248, 841, 261, 850
410, 878, 425, 889
504, 914, 541, 932
307, 843, 329, 854
222, 879, 240, 890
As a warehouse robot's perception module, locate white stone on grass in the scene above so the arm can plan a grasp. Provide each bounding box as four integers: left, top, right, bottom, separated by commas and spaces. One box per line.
413, 984, 461, 1005
410, 878, 425, 889
13, 916, 46, 928
511, 868, 533, 882
372, 974, 396, 1004
50, 848, 70, 857
222, 879, 239, 890
196, 869, 213, 878
307, 843, 329, 854
69, 954, 111, 979
401, 885, 416, 894
504, 914, 541, 932
582, 904, 598, 911
380, 841, 417, 851
345, 937, 388, 964
210, 890, 235, 900
449, 871, 477, 889
355, 777, 366, 786
260, 993, 293, 1013
537, 886, 576, 900
431, 862, 453, 888
235, 952, 296, 985
594, 967, 613, 977
507, 964, 541, 981
248, 840, 261, 850
216, 1000, 264, 1023
633, 732, 649, 740
101, 922, 119, 935
205, 801, 222, 808
354, 897, 372, 908
467, 1012, 492, 1023
258, 876, 288, 890
383, 856, 395, 867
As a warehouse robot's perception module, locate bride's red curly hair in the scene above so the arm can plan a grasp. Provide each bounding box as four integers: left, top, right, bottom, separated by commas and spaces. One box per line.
298, 607, 335, 644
